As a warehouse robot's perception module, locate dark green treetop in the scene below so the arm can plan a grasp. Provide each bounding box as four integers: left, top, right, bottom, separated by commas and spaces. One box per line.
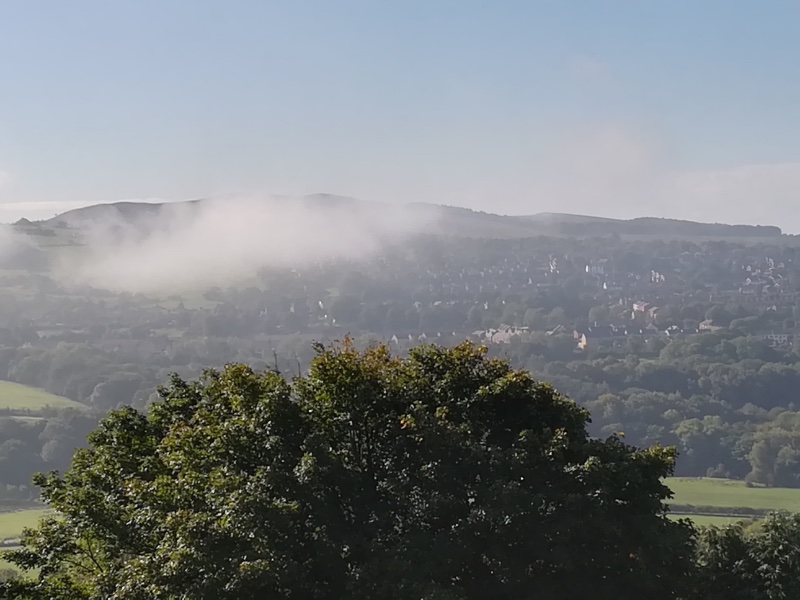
2, 341, 695, 599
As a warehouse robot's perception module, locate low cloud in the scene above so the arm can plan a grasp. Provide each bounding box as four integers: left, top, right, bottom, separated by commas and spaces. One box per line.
0, 223, 45, 271
667, 162, 800, 227
526, 125, 663, 216
56, 195, 437, 294
523, 125, 800, 231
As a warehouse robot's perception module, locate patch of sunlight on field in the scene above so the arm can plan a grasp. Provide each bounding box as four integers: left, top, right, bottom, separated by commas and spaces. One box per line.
666, 477, 800, 512
669, 513, 752, 527
0, 509, 50, 540
0, 381, 86, 411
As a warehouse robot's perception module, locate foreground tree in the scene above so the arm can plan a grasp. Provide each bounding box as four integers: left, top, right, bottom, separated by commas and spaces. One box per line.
692, 513, 800, 600
2, 341, 695, 599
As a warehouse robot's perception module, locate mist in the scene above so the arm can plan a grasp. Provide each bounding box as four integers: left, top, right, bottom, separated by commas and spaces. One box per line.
517, 125, 800, 232
0, 224, 48, 271
54, 195, 439, 294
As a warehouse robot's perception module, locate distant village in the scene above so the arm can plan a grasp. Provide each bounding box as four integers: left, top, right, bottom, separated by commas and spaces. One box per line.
2, 233, 800, 364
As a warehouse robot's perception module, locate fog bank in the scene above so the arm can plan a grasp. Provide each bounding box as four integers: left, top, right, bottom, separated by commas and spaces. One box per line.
55, 195, 438, 294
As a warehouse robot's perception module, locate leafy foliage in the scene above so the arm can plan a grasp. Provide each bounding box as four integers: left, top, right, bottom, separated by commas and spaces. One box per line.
1, 342, 694, 599
692, 513, 800, 600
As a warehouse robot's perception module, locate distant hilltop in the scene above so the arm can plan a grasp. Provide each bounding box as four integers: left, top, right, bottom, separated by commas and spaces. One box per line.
43, 194, 784, 240
520, 212, 783, 238
43, 194, 363, 229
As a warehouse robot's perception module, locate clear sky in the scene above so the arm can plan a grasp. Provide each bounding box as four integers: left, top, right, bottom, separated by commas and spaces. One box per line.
1, 1, 800, 228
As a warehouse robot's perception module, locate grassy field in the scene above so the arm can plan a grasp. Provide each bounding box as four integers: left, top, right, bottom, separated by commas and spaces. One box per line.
0, 509, 50, 578
0, 509, 50, 541
668, 514, 751, 527
0, 380, 85, 411
667, 477, 800, 512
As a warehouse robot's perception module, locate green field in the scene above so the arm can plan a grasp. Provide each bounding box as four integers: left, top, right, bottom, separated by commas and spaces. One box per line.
0, 510, 50, 578
667, 477, 800, 512
0, 509, 50, 541
668, 514, 750, 527
0, 381, 86, 411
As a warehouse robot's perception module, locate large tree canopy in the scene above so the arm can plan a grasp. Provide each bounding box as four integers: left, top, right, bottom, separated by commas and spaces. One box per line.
2, 341, 695, 599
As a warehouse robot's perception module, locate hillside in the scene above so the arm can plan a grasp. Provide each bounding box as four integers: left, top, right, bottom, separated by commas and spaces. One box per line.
45, 199, 202, 229
523, 213, 783, 237
44, 194, 371, 229
45, 195, 547, 240
42, 195, 785, 240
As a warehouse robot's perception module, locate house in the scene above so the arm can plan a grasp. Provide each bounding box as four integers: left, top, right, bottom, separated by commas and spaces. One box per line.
472, 324, 529, 345
758, 332, 794, 347
576, 333, 588, 350
586, 259, 608, 275
632, 301, 651, 313
573, 324, 627, 349
699, 319, 722, 332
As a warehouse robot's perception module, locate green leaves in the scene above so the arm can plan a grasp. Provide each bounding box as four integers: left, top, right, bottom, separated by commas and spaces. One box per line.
5, 342, 696, 599
693, 513, 800, 600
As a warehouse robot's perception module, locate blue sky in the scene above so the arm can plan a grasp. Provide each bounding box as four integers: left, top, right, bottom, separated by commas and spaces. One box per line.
1, 1, 800, 227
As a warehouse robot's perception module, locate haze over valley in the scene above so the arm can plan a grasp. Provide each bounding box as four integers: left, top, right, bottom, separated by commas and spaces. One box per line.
0, 193, 790, 295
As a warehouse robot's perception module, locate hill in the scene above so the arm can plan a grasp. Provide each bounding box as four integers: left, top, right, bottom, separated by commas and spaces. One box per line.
523, 213, 783, 237
44, 195, 547, 241
45, 199, 202, 230
43, 194, 373, 229
43, 195, 785, 240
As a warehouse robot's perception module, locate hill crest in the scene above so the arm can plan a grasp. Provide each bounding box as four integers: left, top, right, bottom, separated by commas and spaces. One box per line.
45, 196, 784, 239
